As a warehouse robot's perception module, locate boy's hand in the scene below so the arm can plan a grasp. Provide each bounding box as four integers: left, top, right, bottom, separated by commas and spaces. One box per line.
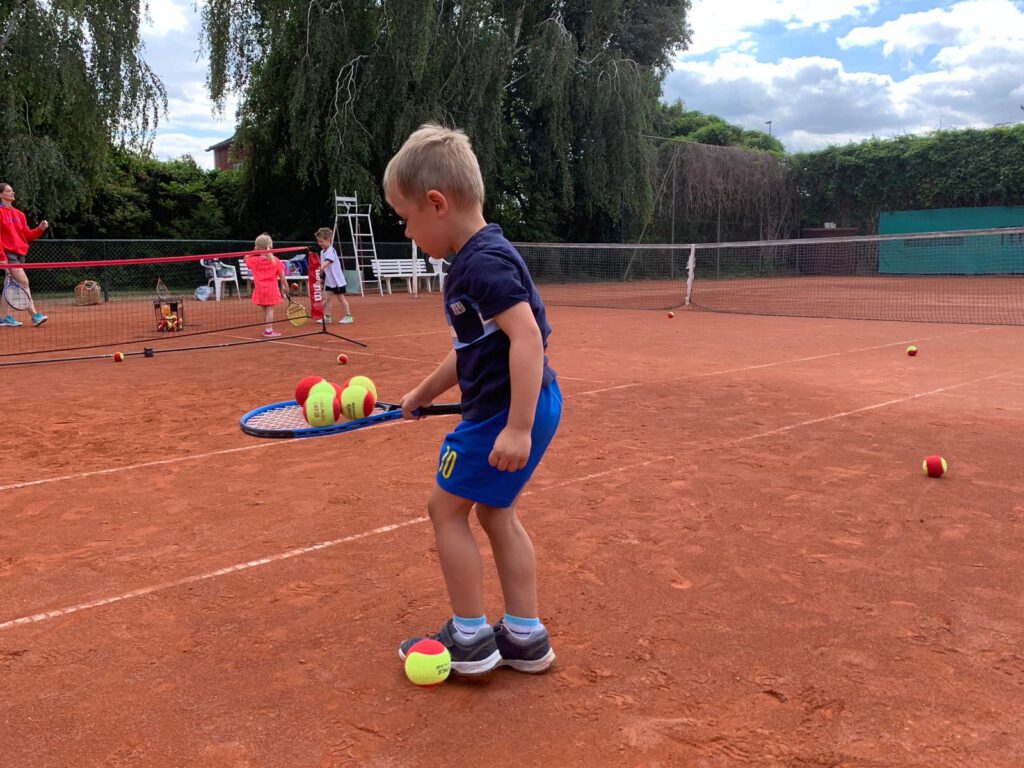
400, 389, 432, 419
489, 427, 531, 472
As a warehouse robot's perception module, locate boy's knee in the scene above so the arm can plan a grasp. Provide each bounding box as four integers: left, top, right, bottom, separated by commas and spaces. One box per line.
426, 492, 469, 525
476, 504, 516, 535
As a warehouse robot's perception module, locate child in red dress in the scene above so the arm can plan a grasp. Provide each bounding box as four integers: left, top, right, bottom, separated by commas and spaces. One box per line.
245, 233, 290, 337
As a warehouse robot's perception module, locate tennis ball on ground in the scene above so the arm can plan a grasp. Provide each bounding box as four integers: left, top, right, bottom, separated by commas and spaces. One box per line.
304, 381, 341, 427
404, 639, 451, 687
295, 375, 325, 405
337, 354, 348, 365
113, 352, 125, 363
340, 384, 376, 421
922, 455, 948, 478
667, 311, 675, 318
907, 345, 918, 357
344, 375, 378, 400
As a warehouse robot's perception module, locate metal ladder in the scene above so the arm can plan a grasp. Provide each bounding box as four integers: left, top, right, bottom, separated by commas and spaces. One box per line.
334, 192, 382, 296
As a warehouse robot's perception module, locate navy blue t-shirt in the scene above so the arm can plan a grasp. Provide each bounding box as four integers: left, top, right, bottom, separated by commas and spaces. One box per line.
444, 224, 556, 420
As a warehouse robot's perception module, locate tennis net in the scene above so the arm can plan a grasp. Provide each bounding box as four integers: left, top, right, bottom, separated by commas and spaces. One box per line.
687, 227, 1024, 325
0, 248, 313, 358
515, 228, 1024, 324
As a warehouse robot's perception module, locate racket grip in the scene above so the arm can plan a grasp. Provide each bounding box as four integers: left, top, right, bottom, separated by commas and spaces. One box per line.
414, 404, 462, 417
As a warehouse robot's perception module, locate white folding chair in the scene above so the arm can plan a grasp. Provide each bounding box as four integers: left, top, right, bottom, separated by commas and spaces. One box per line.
200, 258, 240, 300
428, 257, 450, 292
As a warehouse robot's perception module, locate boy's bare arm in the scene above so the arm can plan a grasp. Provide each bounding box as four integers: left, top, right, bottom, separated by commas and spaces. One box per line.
490, 301, 543, 471
401, 350, 458, 417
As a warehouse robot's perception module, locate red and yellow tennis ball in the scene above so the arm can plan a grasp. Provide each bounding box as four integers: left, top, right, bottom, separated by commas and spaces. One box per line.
404, 639, 451, 687
922, 455, 948, 478
340, 383, 376, 421
337, 354, 348, 365
344, 375, 378, 400
907, 345, 918, 357
667, 311, 675, 318
112, 352, 125, 363
303, 380, 341, 426
295, 375, 325, 406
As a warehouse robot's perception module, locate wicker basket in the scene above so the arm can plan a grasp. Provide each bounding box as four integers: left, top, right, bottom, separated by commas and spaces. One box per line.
74, 280, 102, 305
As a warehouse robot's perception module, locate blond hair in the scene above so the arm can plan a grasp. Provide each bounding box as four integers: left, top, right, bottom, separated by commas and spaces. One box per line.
383, 124, 484, 208
314, 227, 333, 241
254, 233, 273, 251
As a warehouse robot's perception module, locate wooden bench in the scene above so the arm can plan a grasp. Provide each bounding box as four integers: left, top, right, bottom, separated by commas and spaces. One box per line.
371, 258, 432, 294
238, 258, 308, 295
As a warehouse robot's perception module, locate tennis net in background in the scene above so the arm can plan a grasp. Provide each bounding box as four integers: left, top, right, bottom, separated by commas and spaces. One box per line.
687, 227, 1024, 325
0, 249, 310, 358
516, 243, 690, 310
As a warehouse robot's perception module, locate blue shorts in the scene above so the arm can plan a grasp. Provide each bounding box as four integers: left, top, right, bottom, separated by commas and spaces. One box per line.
436, 380, 562, 508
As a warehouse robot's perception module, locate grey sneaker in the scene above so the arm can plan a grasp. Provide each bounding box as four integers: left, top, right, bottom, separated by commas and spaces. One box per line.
340, 315, 354, 324
398, 619, 500, 675
494, 621, 556, 673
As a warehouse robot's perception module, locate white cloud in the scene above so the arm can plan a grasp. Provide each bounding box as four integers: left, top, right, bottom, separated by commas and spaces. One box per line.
682, 0, 878, 56
838, 0, 1024, 58
150, 132, 230, 167
142, 0, 191, 38
666, 0, 1024, 151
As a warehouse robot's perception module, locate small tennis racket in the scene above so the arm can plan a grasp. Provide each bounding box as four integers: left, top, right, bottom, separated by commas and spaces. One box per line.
240, 401, 461, 439
284, 293, 309, 327
155, 278, 170, 302
3, 273, 30, 311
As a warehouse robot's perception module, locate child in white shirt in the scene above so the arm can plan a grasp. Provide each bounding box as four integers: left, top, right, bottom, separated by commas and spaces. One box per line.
315, 227, 353, 324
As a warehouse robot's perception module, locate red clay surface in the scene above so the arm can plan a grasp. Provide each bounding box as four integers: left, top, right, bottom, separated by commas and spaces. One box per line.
2, 292, 1024, 767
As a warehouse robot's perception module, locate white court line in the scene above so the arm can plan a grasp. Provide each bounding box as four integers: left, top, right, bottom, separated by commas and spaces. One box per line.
1, 365, 1017, 631
724, 367, 1020, 446
219, 332, 441, 365
0, 518, 429, 631
0, 418, 417, 493
575, 330, 990, 397
0, 327, 1001, 492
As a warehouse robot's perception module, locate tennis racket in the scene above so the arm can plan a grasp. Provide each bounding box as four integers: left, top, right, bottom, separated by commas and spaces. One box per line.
284, 293, 309, 327
240, 401, 461, 439
3, 273, 30, 311
155, 278, 170, 302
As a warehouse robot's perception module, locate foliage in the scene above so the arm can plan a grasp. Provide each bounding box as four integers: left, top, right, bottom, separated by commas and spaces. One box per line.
62, 149, 245, 239
647, 141, 797, 243
790, 126, 1024, 233
201, 0, 692, 243
0, 0, 166, 220
652, 100, 784, 154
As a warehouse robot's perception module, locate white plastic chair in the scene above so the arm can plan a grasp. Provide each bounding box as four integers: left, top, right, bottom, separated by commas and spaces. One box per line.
428, 257, 450, 292
200, 258, 240, 300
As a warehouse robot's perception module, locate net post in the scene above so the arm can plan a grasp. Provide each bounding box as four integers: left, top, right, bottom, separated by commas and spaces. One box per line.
684, 244, 696, 306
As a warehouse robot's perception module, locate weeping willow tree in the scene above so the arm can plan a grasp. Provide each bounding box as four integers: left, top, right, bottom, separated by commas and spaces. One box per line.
0, 0, 166, 218
648, 140, 799, 244
201, 1, 690, 241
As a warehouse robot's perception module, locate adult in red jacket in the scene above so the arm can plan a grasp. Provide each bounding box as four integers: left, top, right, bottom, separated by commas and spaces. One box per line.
0, 182, 48, 326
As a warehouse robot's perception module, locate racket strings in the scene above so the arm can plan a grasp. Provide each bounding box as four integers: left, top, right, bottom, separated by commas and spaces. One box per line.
4, 277, 31, 311
244, 403, 390, 431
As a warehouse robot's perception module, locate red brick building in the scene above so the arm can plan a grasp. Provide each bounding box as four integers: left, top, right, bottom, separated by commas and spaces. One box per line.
206, 136, 245, 171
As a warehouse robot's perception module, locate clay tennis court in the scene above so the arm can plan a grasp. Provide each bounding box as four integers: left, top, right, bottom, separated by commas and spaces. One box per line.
2, 292, 1023, 767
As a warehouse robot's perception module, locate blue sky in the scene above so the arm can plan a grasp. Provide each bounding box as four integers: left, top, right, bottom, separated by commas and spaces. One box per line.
142, 0, 1024, 167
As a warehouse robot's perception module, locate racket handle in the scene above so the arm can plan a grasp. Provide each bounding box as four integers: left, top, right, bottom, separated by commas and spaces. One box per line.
414, 404, 462, 417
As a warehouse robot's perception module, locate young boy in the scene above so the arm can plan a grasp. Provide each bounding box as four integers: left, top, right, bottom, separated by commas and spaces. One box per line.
314, 227, 353, 324
386, 124, 562, 675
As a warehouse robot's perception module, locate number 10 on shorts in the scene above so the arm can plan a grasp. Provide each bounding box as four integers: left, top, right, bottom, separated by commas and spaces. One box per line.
439, 445, 457, 479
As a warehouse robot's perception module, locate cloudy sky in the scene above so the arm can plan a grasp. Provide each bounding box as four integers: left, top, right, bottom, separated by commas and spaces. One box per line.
143, 0, 1024, 167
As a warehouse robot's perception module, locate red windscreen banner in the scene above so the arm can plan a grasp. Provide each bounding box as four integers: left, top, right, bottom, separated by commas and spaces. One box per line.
306, 251, 325, 321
